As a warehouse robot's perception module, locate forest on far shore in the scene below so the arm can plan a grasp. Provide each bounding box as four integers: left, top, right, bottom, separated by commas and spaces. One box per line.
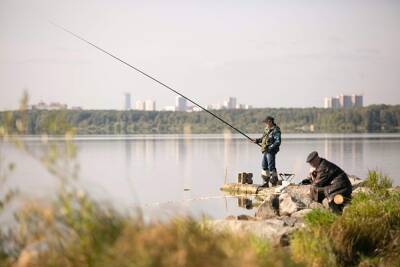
1, 104, 399, 135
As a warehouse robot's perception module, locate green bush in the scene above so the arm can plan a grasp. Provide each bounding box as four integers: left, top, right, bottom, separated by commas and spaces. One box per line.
291, 171, 400, 267
1, 194, 303, 267
291, 209, 337, 267
364, 170, 392, 194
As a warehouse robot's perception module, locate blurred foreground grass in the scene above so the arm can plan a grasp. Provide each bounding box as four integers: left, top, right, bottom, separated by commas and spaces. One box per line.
291, 171, 400, 267
0, 94, 399, 267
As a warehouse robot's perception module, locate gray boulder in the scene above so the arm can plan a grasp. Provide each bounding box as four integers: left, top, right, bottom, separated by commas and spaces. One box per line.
255, 194, 279, 219
207, 218, 291, 245
279, 193, 299, 216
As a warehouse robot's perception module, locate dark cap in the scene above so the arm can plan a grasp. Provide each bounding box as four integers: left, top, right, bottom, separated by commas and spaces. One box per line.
306, 151, 319, 163
263, 116, 274, 123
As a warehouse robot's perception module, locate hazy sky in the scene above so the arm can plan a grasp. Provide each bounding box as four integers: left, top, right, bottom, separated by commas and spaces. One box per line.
1, 0, 399, 110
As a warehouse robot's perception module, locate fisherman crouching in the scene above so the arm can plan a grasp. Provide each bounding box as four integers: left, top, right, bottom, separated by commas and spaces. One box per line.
253, 116, 281, 187
304, 151, 352, 213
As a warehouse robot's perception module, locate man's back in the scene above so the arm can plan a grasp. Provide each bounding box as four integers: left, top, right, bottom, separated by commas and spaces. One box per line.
315, 158, 352, 196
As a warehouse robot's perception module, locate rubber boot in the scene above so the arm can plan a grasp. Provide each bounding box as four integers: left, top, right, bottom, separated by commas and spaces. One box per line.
270, 170, 279, 187
260, 170, 270, 188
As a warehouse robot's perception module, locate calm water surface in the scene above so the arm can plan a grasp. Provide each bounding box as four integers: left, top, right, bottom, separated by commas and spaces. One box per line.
2, 133, 400, 220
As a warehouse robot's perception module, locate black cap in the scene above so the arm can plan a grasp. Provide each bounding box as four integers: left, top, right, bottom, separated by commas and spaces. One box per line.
306, 151, 318, 163
263, 116, 274, 123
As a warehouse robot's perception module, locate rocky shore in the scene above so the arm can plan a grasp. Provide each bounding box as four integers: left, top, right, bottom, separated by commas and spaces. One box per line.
209, 176, 365, 245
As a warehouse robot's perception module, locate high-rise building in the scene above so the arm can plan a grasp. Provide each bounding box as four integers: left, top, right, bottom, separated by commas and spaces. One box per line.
324, 93, 363, 109
324, 97, 341, 109
339, 94, 352, 108
352, 94, 363, 107
175, 96, 187, 111
124, 93, 131, 110
145, 100, 156, 111
223, 97, 237, 109
332, 98, 340, 109
163, 106, 176, 111
135, 100, 145, 110
324, 97, 333, 108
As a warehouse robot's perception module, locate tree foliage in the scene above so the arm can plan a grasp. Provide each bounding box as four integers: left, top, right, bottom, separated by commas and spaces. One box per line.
1, 105, 399, 135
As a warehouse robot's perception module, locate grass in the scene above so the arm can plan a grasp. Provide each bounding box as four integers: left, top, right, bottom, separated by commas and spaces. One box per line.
291, 170, 400, 267
1, 95, 399, 267
0, 192, 303, 267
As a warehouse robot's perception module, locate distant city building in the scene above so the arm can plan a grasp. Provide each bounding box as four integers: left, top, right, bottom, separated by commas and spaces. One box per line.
186, 106, 202, 112
175, 96, 187, 111
236, 103, 245, 109
324, 97, 331, 108
352, 94, 363, 107
31, 101, 47, 110
332, 98, 340, 109
31, 101, 67, 110
339, 94, 352, 109
223, 97, 237, 110
324, 97, 340, 109
135, 100, 145, 110
145, 100, 156, 111
124, 93, 131, 110
163, 106, 176, 111
161, 97, 252, 112
324, 93, 363, 109
212, 103, 222, 110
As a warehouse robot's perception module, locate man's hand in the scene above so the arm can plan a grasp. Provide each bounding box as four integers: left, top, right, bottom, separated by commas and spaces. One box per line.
311, 170, 317, 179
299, 178, 312, 185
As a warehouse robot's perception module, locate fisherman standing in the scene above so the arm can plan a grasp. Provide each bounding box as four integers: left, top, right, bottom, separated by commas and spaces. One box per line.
253, 116, 281, 187
305, 151, 352, 212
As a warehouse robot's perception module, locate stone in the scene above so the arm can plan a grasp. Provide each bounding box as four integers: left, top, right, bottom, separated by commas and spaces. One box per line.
309, 201, 324, 209
348, 175, 365, 189
255, 195, 279, 219
352, 186, 372, 195
279, 193, 300, 216
237, 214, 256, 221
282, 216, 297, 227
207, 218, 291, 245
291, 209, 313, 219
322, 198, 330, 209
284, 185, 313, 207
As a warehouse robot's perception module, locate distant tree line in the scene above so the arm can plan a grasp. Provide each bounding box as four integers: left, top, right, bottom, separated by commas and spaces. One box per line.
1, 105, 399, 135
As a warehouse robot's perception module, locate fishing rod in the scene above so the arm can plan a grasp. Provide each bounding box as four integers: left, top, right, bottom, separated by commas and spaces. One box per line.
51, 22, 259, 145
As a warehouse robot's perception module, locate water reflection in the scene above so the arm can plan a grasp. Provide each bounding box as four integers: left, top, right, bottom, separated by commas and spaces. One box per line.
2, 134, 400, 220
237, 197, 253, 210
323, 139, 364, 172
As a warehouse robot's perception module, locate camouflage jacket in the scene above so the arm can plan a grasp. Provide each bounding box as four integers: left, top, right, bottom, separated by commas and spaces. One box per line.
256, 125, 281, 153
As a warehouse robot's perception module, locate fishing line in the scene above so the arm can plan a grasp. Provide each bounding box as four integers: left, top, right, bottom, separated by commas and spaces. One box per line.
51, 22, 259, 145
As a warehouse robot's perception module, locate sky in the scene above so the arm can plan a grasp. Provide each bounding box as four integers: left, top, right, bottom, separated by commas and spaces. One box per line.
0, 0, 399, 110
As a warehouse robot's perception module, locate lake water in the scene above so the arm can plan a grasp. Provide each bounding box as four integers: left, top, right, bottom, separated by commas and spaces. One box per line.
2, 133, 400, 220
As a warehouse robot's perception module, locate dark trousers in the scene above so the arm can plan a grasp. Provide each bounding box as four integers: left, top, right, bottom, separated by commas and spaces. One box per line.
310, 185, 348, 213
262, 152, 277, 172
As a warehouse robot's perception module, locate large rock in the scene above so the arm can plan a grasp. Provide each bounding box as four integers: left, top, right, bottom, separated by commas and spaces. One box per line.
291, 208, 313, 219
284, 185, 313, 207
309, 201, 324, 209
255, 195, 279, 219
352, 186, 372, 195
208, 218, 292, 245
281, 216, 297, 227
279, 193, 304, 216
